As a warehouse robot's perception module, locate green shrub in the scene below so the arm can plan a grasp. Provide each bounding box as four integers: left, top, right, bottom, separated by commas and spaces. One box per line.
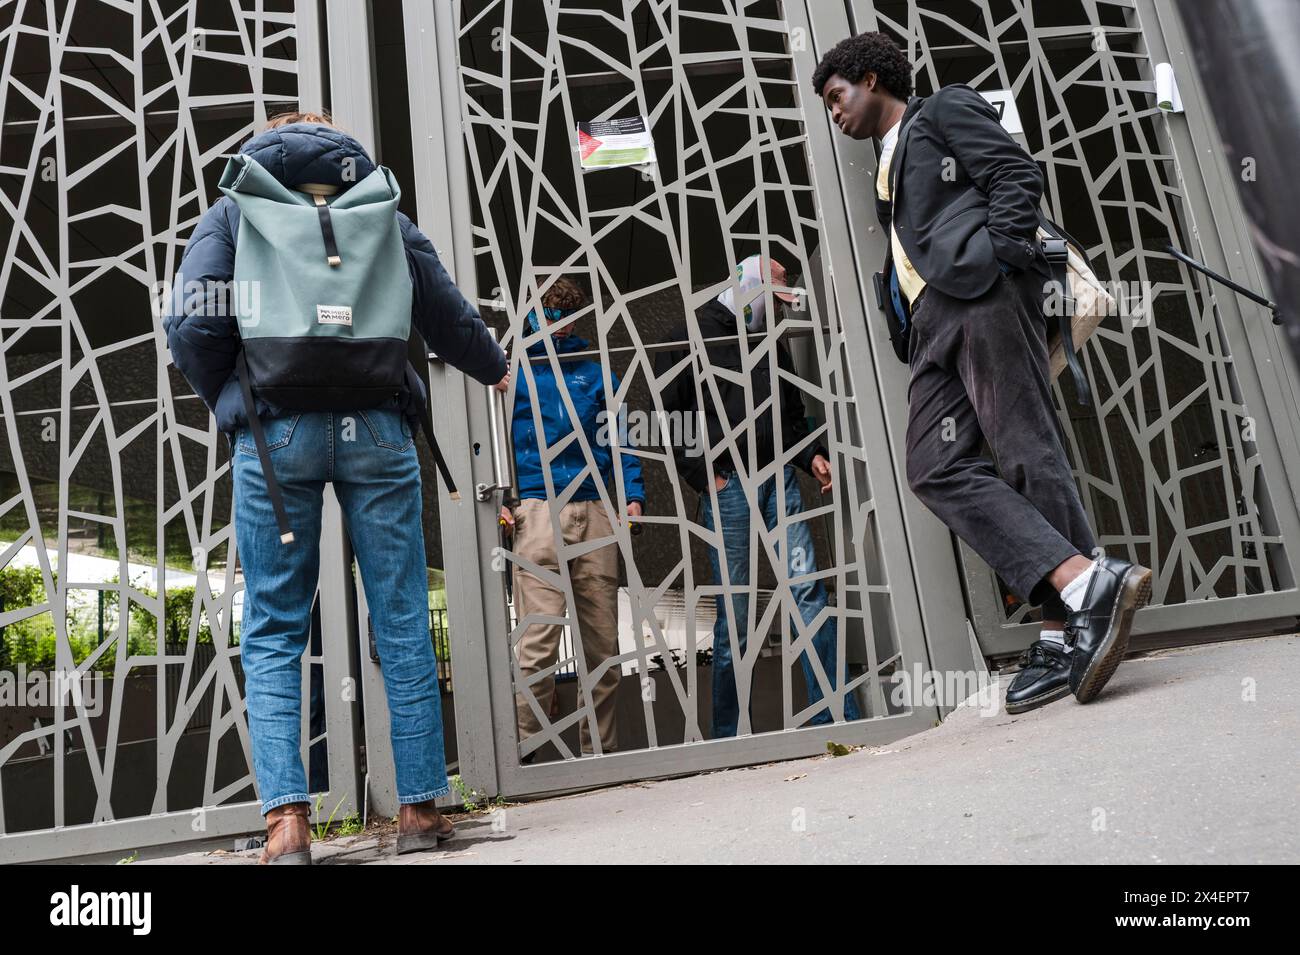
1, 566, 214, 672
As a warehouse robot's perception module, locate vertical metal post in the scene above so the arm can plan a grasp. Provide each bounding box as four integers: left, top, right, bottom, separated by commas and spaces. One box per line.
317, 487, 364, 819
294, 0, 327, 111
325, 0, 380, 156
352, 574, 397, 819
797, 0, 976, 702
401, 0, 508, 799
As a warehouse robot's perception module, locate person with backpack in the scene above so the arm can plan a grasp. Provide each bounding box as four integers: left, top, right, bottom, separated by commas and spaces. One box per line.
813, 33, 1152, 714
655, 255, 863, 738
165, 112, 507, 863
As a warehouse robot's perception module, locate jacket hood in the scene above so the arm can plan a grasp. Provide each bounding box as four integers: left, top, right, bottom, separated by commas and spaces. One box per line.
237, 122, 376, 190
696, 295, 741, 333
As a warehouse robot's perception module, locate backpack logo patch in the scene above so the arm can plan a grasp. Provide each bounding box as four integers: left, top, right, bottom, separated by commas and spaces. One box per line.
317, 305, 353, 326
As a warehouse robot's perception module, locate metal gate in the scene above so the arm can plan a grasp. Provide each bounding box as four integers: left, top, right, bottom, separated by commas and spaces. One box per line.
413, 0, 1300, 798
0, 0, 373, 864
3, 0, 1298, 862
411, 0, 975, 800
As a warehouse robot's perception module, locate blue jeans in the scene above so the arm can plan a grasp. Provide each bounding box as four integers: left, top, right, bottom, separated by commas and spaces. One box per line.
701, 464, 863, 737
233, 409, 448, 814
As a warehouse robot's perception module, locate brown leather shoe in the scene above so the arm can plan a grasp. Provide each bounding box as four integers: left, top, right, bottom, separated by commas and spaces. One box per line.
257, 802, 313, 865
396, 799, 455, 855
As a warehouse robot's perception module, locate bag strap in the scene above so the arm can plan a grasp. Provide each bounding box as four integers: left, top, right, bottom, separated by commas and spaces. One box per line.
1041, 235, 1091, 407
417, 417, 461, 502
235, 350, 296, 544
313, 194, 342, 268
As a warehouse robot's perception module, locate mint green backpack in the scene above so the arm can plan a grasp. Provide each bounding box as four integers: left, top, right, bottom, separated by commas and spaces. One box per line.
218, 154, 457, 543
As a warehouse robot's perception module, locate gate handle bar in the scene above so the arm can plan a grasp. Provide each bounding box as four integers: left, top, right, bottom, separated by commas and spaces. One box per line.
476, 352, 518, 505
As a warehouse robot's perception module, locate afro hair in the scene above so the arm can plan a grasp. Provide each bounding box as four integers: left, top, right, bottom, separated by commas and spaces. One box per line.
811, 31, 914, 101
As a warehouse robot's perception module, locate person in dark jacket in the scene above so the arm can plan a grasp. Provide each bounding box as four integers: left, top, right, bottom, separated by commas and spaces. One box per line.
166, 120, 505, 442
164, 112, 507, 863
656, 255, 862, 738
815, 33, 1151, 715
499, 276, 644, 757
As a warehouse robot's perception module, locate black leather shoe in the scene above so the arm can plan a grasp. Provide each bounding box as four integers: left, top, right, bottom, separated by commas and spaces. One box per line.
1005, 640, 1071, 713
1065, 557, 1153, 703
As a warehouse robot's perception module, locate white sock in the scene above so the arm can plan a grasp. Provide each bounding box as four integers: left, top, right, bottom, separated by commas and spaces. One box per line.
1039, 629, 1071, 652
1060, 559, 1099, 612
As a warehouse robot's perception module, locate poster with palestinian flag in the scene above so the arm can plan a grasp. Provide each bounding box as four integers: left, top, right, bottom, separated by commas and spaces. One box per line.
577, 116, 656, 170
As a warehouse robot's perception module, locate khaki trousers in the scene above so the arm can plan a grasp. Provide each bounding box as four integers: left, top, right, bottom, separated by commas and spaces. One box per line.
512, 498, 621, 754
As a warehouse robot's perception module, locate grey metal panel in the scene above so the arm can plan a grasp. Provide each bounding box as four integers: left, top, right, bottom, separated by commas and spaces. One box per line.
402, 0, 457, 260
0, 0, 359, 861
0, 802, 267, 866
318, 488, 365, 819
325, 0, 380, 155
401, 0, 510, 799
437, 0, 523, 799
499, 708, 931, 799
803, 0, 980, 710
1140, 0, 1300, 552
351, 558, 397, 820
304, 0, 482, 813
446, 0, 942, 796
296, 0, 328, 110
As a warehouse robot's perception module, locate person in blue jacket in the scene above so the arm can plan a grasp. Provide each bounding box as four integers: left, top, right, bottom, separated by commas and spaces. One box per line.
499, 276, 644, 758
164, 112, 507, 862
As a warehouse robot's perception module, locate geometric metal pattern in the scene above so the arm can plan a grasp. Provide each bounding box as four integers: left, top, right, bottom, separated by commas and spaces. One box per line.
849, 0, 1290, 620
455, 0, 910, 761
2, 0, 1295, 858
0, 0, 300, 841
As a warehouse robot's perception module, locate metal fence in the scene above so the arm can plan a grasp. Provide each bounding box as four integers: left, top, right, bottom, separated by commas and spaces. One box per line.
1, 0, 1297, 863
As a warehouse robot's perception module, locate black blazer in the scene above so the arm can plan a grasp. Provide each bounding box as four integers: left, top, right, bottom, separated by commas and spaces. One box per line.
877, 83, 1050, 301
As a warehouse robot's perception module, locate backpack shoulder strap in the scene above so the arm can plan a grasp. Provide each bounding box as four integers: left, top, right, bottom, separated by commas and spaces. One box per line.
415, 415, 461, 502
236, 350, 296, 544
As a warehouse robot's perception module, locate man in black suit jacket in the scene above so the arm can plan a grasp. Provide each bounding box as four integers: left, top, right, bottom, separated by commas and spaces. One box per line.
813, 32, 1151, 714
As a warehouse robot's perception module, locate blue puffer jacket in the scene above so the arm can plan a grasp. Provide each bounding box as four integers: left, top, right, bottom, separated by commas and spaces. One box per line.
513, 332, 645, 505
164, 123, 507, 438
